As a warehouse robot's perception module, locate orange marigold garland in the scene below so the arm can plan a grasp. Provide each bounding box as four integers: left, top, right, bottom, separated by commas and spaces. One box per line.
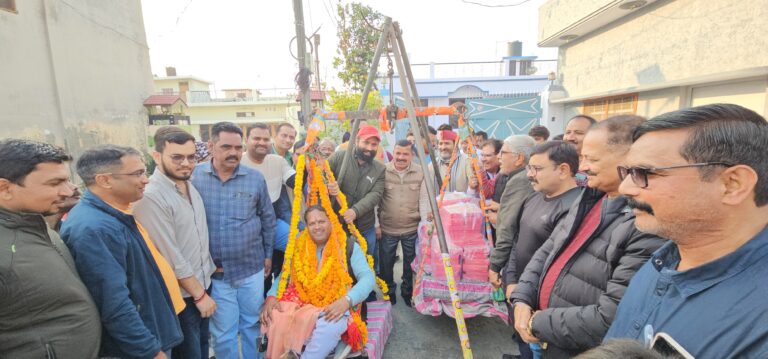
322, 160, 390, 301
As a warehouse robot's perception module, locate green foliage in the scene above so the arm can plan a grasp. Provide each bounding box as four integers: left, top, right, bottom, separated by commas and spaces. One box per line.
323, 89, 383, 142
333, 2, 383, 92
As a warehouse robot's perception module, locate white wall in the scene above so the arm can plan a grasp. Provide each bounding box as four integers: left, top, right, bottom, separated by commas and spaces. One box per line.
0, 0, 153, 158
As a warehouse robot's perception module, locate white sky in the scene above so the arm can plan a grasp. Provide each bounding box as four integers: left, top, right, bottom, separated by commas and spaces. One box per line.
140, 0, 557, 91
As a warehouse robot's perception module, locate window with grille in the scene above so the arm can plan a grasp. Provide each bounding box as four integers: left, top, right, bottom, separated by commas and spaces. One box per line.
582, 94, 638, 121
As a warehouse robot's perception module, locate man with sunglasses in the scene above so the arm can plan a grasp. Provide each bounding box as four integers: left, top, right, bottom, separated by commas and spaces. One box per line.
605, 104, 768, 358
509, 115, 665, 358
62, 145, 184, 359
134, 127, 217, 359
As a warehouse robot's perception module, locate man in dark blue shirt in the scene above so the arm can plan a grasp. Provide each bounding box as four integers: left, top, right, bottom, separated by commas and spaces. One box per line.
606, 104, 768, 358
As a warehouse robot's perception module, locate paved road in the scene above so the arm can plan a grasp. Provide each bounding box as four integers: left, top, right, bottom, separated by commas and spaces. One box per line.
381, 251, 519, 359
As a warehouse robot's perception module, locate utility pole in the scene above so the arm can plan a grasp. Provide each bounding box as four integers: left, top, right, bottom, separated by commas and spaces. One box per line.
292, 0, 313, 127
313, 33, 324, 109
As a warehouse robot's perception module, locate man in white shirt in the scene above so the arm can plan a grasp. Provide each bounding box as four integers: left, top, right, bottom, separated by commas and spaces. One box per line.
242, 123, 297, 294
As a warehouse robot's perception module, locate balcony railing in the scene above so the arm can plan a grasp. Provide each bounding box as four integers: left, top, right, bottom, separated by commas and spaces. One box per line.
393, 59, 557, 80
186, 89, 297, 104
148, 114, 191, 125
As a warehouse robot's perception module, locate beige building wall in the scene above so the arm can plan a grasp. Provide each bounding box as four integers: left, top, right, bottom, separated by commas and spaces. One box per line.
554, 0, 768, 100
0, 0, 153, 159
187, 104, 297, 125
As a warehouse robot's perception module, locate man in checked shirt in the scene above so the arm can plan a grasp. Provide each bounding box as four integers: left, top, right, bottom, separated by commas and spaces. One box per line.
192, 122, 276, 359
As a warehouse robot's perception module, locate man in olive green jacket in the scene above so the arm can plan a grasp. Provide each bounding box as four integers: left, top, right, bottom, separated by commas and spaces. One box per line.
0, 139, 101, 359
327, 125, 386, 278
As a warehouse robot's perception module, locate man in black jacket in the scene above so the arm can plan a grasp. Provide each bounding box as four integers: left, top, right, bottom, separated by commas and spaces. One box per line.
509, 116, 666, 358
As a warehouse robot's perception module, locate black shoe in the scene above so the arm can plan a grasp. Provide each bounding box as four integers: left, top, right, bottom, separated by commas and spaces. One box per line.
402, 296, 412, 307
365, 291, 377, 303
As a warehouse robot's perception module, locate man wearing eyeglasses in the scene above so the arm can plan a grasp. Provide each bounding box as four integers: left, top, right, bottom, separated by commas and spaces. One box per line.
134, 127, 217, 359
500, 141, 581, 359
605, 104, 768, 358
61, 145, 185, 359
509, 115, 665, 358
488, 135, 536, 290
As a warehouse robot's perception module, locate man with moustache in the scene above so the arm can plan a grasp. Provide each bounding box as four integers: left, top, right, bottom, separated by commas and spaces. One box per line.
487, 135, 535, 289
469, 139, 503, 200
509, 115, 665, 358
44, 186, 81, 231
192, 121, 276, 359
428, 129, 472, 193
500, 141, 581, 359
134, 127, 217, 358
327, 125, 386, 280
563, 115, 597, 186
62, 145, 184, 359
241, 123, 297, 295
605, 104, 768, 358
0, 139, 101, 359
379, 140, 429, 307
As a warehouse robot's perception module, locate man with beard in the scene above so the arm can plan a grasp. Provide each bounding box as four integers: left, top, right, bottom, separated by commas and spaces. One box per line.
62, 145, 185, 359
379, 140, 429, 307
0, 139, 101, 359
192, 122, 276, 359
509, 115, 665, 358
241, 123, 297, 296
563, 115, 597, 186
500, 141, 581, 359
605, 104, 768, 358
272, 122, 297, 166
134, 127, 217, 358
428, 129, 472, 193
327, 125, 386, 280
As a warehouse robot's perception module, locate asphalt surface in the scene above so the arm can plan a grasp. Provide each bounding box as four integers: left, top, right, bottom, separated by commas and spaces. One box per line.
380, 249, 519, 359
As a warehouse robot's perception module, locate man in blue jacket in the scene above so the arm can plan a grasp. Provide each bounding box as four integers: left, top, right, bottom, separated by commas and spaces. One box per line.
606, 104, 768, 358
62, 145, 183, 359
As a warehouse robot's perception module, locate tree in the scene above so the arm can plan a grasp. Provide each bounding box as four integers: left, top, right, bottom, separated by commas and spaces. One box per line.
322, 89, 383, 142
333, 2, 383, 92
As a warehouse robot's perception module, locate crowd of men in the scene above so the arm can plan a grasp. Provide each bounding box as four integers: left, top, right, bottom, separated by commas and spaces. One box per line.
1, 103, 767, 359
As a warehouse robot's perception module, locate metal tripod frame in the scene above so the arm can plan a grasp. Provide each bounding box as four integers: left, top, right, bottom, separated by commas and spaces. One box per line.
336, 16, 474, 359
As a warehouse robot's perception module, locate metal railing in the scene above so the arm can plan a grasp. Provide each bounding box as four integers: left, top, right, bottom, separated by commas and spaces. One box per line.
392, 59, 557, 80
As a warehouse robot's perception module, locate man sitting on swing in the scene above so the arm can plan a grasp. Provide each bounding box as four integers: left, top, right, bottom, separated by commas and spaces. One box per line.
260, 204, 375, 359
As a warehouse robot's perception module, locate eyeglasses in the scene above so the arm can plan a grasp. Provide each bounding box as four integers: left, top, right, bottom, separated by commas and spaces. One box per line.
100, 169, 148, 179
526, 164, 556, 175
169, 154, 198, 165
617, 162, 733, 188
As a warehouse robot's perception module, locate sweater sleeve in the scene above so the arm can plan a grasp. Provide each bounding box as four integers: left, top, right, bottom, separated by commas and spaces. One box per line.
346, 244, 375, 305
489, 172, 534, 272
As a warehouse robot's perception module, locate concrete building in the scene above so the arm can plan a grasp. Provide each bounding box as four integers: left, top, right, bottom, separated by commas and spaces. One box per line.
0, 0, 154, 158
387, 42, 557, 140
539, 0, 768, 127
150, 72, 302, 141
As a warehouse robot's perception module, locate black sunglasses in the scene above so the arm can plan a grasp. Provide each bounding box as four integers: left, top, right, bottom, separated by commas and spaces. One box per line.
617, 162, 733, 188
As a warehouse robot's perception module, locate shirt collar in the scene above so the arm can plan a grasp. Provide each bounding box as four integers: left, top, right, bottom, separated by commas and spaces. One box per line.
652, 226, 768, 298
151, 169, 185, 194
203, 161, 247, 180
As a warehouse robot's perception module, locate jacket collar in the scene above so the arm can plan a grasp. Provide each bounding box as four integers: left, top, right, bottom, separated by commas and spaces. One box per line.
0, 206, 48, 230
80, 190, 137, 228
652, 225, 768, 298
386, 161, 419, 174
